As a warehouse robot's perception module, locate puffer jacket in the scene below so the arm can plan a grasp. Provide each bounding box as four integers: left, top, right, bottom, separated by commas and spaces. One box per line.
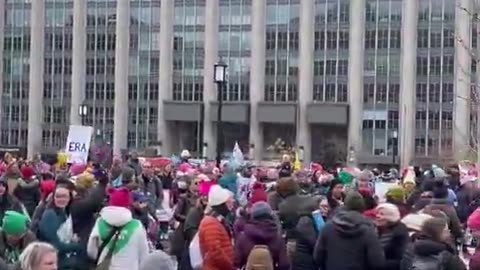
198, 215, 234, 270
292, 214, 319, 270
234, 218, 289, 270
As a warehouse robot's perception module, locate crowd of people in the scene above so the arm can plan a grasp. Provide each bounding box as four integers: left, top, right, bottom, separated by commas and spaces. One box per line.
0, 150, 480, 270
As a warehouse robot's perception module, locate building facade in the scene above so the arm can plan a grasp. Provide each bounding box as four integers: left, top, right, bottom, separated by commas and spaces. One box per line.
0, 0, 476, 167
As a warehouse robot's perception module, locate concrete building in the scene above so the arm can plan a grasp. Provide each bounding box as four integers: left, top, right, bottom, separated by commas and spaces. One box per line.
0, 0, 475, 167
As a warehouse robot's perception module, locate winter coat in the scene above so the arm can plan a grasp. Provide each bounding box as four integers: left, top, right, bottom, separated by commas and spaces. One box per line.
198, 215, 234, 270
0, 195, 23, 226
314, 210, 386, 270
37, 207, 82, 269
171, 193, 197, 258
140, 250, 176, 270
424, 198, 463, 241
234, 218, 289, 270
278, 193, 315, 240
0, 230, 36, 264
178, 205, 205, 270
400, 236, 466, 270
70, 183, 107, 245
378, 222, 410, 270
13, 179, 40, 217
292, 214, 319, 270
139, 175, 163, 211
158, 173, 173, 190
87, 206, 149, 270
470, 247, 480, 270
456, 188, 474, 223
268, 192, 283, 211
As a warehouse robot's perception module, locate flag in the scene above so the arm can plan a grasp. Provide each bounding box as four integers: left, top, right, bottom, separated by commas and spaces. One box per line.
294, 150, 301, 171
232, 141, 244, 164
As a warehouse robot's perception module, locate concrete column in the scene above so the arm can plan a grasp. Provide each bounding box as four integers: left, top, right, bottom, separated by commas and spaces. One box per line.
248, 0, 266, 163
296, 0, 314, 164
453, 0, 472, 160
158, 0, 174, 156
0, 0, 4, 132
347, 0, 366, 164
70, 0, 87, 126
202, 0, 219, 160
27, 0, 44, 159
399, 0, 418, 169
113, 0, 130, 156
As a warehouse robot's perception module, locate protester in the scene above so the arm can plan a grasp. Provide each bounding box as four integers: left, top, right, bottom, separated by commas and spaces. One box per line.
0, 177, 23, 225
140, 250, 176, 270
326, 179, 344, 212
385, 187, 408, 218
401, 212, 433, 238
467, 208, 480, 270
14, 166, 40, 217
87, 187, 149, 270
456, 175, 476, 223
278, 154, 293, 178
314, 191, 386, 270
0, 211, 36, 264
198, 185, 235, 270
18, 242, 58, 270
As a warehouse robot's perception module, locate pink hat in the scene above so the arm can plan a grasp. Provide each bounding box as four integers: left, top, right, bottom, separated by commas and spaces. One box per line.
69, 163, 86, 176
108, 188, 131, 209
199, 181, 214, 196
468, 208, 480, 231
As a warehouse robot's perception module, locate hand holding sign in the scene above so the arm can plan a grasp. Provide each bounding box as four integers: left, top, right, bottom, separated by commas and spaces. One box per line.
65, 125, 94, 164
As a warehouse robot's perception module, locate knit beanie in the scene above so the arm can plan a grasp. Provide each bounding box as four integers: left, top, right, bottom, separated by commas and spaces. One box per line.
2, 211, 29, 235
344, 191, 365, 212
385, 186, 406, 202
338, 171, 354, 185
250, 201, 272, 219
108, 188, 131, 208
402, 213, 432, 232
75, 173, 95, 190
468, 208, 480, 231
376, 203, 401, 223
249, 182, 268, 205
208, 185, 232, 207
69, 163, 86, 176
20, 166, 35, 180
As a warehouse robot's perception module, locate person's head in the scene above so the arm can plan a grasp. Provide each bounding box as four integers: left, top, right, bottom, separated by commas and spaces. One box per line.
329, 179, 344, 200
52, 185, 72, 209
164, 164, 172, 173
468, 208, 480, 240
3, 153, 12, 164
75, 173, 95, 192
375, 203, 401, 228
401, 213, 433, 233
208, 185, 234, 216
421, 217, 450, 242
2, 211, 29, 245
250, 201, 273, 220
143, 167, 154, 178
108, 188, 131, 209
282, 154, 290, 163
130, 152, 139, 162
432, 180, 449, 199
344, 191, 365, 212
0, 178, 7, 196
21, 166, 35, 181
121, 167, 136, 185
275, 177, 299, 198
19, 242, 57, 270
318, 196, 330, 217
358, 188, 377, 210
385, 187, 406, 204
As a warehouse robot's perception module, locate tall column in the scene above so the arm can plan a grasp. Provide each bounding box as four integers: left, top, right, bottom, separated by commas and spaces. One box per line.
27, 0, 44, 159
296, 0, 314, 164
453, 0, 472, 160
70, 0, 87, 126
399, 0, 418, 169
248, 0, 266, 163
202, 0, 219, 160
113, 0, 130, 156
347, 0, 366, 164
158, 0, 174, 156
0, 0, 4, 132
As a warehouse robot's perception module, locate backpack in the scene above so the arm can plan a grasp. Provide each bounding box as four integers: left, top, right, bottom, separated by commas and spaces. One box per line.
410, 252, 447, 270
245, 245, 274, 270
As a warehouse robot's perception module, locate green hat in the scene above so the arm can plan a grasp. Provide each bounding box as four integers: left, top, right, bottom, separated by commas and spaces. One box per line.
2, 211, 28, 236
338, 171, 354, 185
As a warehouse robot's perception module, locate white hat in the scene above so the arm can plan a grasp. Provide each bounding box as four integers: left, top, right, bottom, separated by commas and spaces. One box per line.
208, 185, 232, 207
180, 150, 191, 158
401, 213, 432, 232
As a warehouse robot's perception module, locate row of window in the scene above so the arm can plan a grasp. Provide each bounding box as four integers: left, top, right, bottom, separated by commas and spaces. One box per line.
44, 107, 66, 123
2, 106, 28, 122
42, 130, 66, 148
3, 81, 29, 99
365, 30, 401, 49
44, 58, 72, 75
418, 29, 455, 48
314, 31, 349, 50
128, 107, 159, 125
313, 84, 348, 102
4, 35, 30, 52
364, 84, 400, 104
417, 56, 454, 76
416, 83, 454, 103
0, 130, 27, 146
266, 32, 300, 51
313, 60, 348, 76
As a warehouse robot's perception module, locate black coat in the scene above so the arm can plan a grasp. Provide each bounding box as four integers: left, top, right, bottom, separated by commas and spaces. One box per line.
378, 222, 410, 270
278, 194, 315, 240
13, 179, 40, 217
0, 195, 23, 226
292, 214, 318, 270
400, 236, 466, 270
314, 210, 386, 270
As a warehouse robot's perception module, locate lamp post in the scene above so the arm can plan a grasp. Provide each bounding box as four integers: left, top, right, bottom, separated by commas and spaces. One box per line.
78, 102, 88, 126
391, 130, 398, 167
214, 60, 228, 168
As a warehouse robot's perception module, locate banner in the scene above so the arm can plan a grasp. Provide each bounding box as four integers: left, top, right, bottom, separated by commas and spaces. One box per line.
65, 125, 93, 164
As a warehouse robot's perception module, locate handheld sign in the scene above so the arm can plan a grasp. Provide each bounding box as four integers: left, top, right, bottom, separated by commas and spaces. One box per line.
65, 125, 94, 164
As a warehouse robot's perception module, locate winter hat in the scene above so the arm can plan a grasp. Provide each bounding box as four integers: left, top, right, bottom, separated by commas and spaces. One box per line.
249, 182, 268, 205
344, 191, 365, 212
20, 166, 35, 180
376, 203, 401, 223
69, 163, 86, 176
180, 150, 191, 159
385, 186, 406, 202
40, 180, 55, 199
2, 211, 29, 235
338, 171, 354, 185
121, 167, 136, 184
75, 173, 95, 190
468, 208, 480, 231
132, 192, 148, 203
208, 185, 232, 207
402, 213, 433, 232
403, 171, 416, 186
140, 250, 176, 270
108, 188, 131, 208
250, 201, 273, 219
460, 174, 476, 186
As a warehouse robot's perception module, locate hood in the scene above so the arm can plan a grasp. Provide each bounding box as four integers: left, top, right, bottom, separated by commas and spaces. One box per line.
99, 206, 133, 227
243, 219, 279, 243
17, 178, 39, 189
332, 210, 373, 237
413, 238, 451, 256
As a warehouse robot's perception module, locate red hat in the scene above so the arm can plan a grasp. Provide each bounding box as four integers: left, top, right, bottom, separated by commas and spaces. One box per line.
40, 180, 55, 200
21, 166, 35, 180
108, 188, 131, 209
468, 208, 480, 231
249, 182, 268, 205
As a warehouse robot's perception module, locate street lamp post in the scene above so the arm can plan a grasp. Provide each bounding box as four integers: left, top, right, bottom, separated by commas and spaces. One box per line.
78, 102, 88, 126
214, 60, 228, 168
392, 130, 398, 167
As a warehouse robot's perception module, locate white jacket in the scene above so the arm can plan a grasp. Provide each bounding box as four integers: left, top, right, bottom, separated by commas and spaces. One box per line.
87, 206, 149, 270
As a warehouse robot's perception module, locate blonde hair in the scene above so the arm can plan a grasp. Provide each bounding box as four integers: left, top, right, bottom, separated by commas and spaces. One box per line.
19, 242, 57, 270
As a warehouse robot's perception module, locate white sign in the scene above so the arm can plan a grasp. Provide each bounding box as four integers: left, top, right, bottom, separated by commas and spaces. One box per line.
374, 182, 399, 202
65, 125, 94, 164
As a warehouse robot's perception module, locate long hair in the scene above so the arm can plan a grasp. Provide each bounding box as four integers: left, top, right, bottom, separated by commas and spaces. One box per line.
19, 242, 57, 270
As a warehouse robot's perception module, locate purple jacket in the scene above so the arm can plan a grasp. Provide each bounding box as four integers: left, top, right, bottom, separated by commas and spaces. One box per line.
470, 248, 480, 270
233, 219, 290, 270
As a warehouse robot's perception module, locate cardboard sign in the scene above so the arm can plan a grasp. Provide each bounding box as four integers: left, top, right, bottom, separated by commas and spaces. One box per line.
65, 125, 93, 164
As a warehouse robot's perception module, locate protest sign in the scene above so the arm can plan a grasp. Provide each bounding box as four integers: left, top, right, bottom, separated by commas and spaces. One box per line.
65, 125, 93, 164
374, 182, 399, 202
